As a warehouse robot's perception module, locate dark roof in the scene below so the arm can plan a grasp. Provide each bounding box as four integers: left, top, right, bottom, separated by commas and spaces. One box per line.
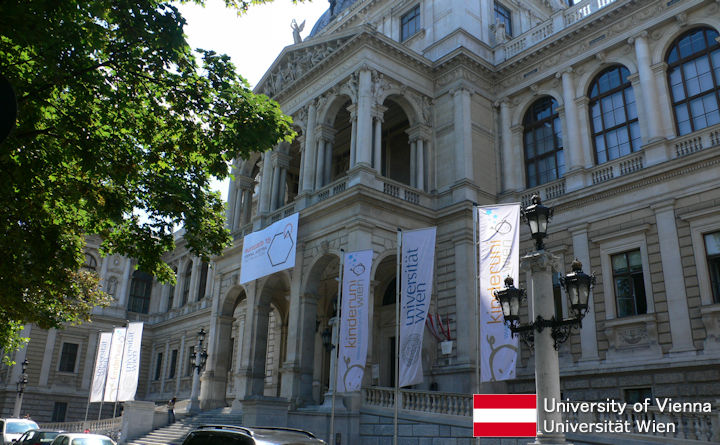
308, 0, 360, 37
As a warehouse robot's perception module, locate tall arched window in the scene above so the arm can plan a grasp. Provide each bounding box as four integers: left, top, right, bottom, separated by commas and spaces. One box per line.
128, 270, 152, 314
667, 27, 720, 136
589, 66, 640, 164
181, 262, 192, 306
523, 97, 564, 188
197, 262, 209, 300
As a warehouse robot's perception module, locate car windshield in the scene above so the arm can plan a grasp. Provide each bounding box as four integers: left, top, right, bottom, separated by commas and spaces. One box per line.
7, 421, 39, 434
183, 432, 252, 445
70, 439, 114, 445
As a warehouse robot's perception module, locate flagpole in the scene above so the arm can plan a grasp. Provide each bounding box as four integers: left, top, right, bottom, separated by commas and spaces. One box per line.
84, 331, 102, 425
473, 203, 480, 396
113, 321, 129, 418
394, 229, 401, 445
330, 249, 344, 445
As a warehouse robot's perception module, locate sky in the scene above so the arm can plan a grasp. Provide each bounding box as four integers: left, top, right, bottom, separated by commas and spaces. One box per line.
176, 0, 330, 201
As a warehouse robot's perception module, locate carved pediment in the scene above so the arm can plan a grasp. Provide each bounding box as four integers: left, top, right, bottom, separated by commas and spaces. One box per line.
256, 34, 355, 99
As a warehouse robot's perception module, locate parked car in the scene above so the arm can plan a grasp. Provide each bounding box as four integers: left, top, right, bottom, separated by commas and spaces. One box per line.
48, 433, 115, 445
0, 419, 39, 444
181, 425, 326, 445
15, 429, 63, 445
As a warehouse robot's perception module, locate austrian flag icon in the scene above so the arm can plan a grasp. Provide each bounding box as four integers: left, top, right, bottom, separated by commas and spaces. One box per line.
473, 394, 537, 437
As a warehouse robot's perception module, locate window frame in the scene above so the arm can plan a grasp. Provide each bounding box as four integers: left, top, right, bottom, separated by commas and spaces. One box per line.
665, 27, 720, 136
596, 228, 655, 320
128, 269, 153, 314
705, 231, 720, 304
154, 352, 164, 381
51, 402, 68, 422
58, 342, 80, 373
197, 262, 209, 301
610, 249, 648, 318
682, 208, 720, 305
588, 65, 640, 164
182, 262, 193, 306
494, 2, 513, 37
168, 348, 178, 379
523, 96, 565, 188
400, 4, 421, 42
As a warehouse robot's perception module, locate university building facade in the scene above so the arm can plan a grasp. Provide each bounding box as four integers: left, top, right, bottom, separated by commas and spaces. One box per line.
2, 0, 719, 442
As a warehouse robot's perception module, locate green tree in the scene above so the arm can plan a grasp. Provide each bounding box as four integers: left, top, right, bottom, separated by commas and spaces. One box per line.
0, 0, 296, 357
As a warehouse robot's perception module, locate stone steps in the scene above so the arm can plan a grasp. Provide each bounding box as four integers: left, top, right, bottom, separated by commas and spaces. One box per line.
126, 409, 244, 445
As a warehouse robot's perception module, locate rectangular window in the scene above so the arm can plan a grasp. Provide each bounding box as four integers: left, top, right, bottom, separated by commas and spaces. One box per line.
58, 342, 79, 373
705, 231, 720, 303
624, 387, 652, 404
494, 2, 512, 37
168, 349, 178, 379
612, 249, 647, 317
400, 5, 420, 42
186, 346, 195, 376
154, 352, 163, 380
51, 402, 68, 422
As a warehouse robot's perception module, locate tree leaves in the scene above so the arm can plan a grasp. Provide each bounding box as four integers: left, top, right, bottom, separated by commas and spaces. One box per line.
0, 0, 295, 357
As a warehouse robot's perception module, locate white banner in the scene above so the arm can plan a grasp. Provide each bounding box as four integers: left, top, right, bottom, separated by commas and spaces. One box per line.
117, 322, 144, 401
89, 332, 112, 403
104, 327, 126, 402
336, 250, 372, 392
478, 204, 520, 382
399, 227, 436, 388
240, 212, 299, 284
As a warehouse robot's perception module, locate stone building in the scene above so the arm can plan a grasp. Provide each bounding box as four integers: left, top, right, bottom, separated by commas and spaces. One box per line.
2, 0, 719, 442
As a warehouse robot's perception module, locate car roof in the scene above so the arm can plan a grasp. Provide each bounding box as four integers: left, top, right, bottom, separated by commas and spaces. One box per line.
191, 425, 324, 444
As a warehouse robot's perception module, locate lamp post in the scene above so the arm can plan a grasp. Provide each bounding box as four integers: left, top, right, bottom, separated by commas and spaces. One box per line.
13, 359, 28, 418
189, 328, 208, 413
494, 195, 595, 445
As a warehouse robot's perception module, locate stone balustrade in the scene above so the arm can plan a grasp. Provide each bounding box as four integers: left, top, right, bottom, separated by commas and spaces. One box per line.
589, 151, 645, 185
362, 386, 472, 417
673, 123, 720, 158
40, 415, 123, 438
521, 178, 567, 207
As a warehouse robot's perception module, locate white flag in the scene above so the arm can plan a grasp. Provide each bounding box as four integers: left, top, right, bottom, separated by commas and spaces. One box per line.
117, 322, 144, 401
104, 327, 126, 402
478, 204, 520, 382
240, 213, 299, 284
399, 227, 436, 388
336, 250, 372, 392
89, 332, 112, 403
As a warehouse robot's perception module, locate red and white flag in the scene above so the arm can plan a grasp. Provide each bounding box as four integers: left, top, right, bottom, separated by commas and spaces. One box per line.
473, 394, 537, 437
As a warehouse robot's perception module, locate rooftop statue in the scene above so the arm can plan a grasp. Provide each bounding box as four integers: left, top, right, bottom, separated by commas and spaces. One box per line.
291, 19, 305, 44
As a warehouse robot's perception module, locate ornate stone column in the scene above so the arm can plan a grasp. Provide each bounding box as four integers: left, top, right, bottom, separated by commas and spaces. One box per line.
117, 258, 133, 308
348, 104, 358, 169
233, 176, 253, 230
302, 101, 317, 193
372, 105, 386, 174
226, 176, 239, 230
410, 139, 417, 187
188, 257, 200, 303
233, 298, 271, 405
452, 88, 473, 182
575, 96, 595, 169
355, 68, 374, 166
630, 32, 663, 143
570, 224, 599, 361
271, 151, 291, 211
558, 69, 584, 172
521, 250, 566, 445
258, 151, 273, 214
315, 125, 335, 188
172, 258, 186, 309
407, 124, 431, 191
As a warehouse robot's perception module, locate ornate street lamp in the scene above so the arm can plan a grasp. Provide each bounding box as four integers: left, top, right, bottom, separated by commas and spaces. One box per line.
13, 359, 28, 418
521, 195, 553, 250
321, 326, 333, 352
189, 328, 208, 412
561, 259, 596, 318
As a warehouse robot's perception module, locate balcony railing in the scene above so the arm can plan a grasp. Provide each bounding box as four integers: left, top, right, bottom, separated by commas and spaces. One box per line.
362, 386, 472, 417
503, 0, 621, 61
589, 151, 645, 185
673, 124, 720, 158
313, 176, 348, 204
521, 177, 567, 207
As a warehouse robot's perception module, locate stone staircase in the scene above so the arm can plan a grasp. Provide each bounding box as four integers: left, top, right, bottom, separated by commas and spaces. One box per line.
126, 408, 244, 445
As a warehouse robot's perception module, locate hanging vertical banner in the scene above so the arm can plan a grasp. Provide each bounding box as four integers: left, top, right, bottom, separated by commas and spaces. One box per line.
478, 204, 520, 382
89, 332, 113, 403
103, 327, 126, 402
336, 250, 372, 392
117, 322, 144, 401
240, 212, 299, 284
399, 227, 436, 388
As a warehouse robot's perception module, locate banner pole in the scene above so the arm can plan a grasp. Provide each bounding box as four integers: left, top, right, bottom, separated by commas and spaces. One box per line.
330, 249, 344, 445
98, 327, 117, 421
84, 331, 102, 424
473, 203, 480, 395
394, 229, 401, 445
113, 321, 129, 418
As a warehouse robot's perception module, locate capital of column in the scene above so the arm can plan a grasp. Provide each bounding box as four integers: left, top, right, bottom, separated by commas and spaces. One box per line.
510, 124, 524, 135
651, 62, 668, 75
235, 175, 255, 190
575, 96, 590, 108
554, 67, 574, 79
520, 250, 561, 274
450, 87, 472, 98
346, 103, 358, 120
406, 123, 432, 142
650, 198, 676, 213
627, 72, 640, 84
299, 293, 319, 305
315, 124, 336, 143
371, 104, 387, 120
271, 151, 292, 169
627, 30, 648, 45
